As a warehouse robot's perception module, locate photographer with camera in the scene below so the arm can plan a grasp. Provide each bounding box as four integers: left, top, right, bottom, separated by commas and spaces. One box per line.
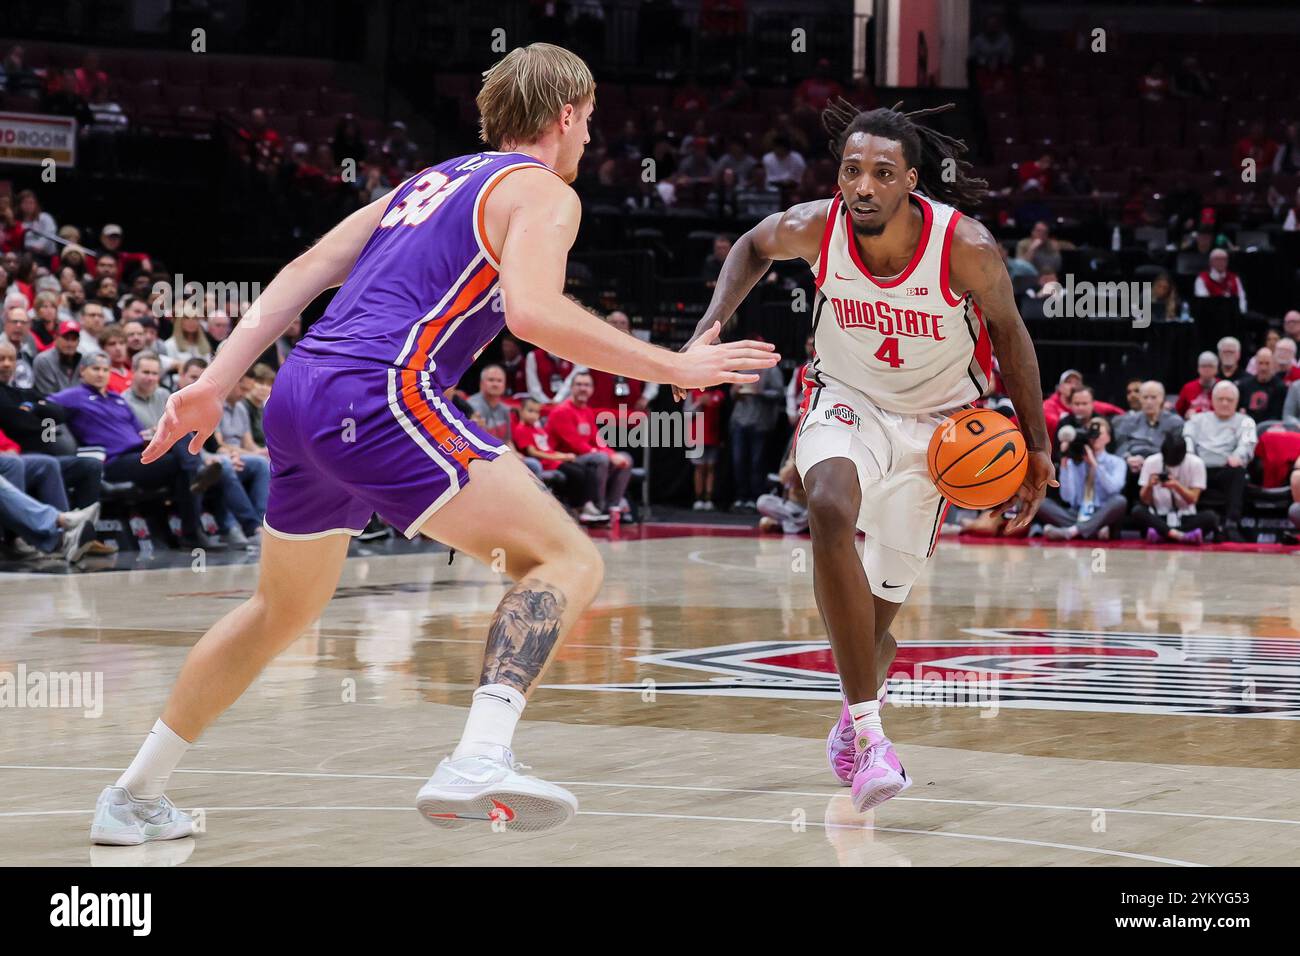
1132, 431, 1217, 545
1032, 416, 1127, 540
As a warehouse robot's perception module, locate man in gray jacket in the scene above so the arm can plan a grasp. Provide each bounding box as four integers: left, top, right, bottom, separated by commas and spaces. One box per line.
1111, 380, 1184, 494
1183, 380, 1256, 541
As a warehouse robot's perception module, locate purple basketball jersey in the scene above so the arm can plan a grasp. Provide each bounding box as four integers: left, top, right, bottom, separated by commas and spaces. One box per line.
295, 150, 556, 389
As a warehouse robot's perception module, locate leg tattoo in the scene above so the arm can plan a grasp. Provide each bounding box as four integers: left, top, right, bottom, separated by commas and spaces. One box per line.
480, 578, 568, 692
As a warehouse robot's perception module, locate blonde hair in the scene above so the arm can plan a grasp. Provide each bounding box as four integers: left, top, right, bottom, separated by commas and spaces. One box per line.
476, 43, 595, 149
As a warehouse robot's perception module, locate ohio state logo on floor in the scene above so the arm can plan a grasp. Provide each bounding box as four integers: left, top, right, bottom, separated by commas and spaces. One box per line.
547, 628, 1300, 719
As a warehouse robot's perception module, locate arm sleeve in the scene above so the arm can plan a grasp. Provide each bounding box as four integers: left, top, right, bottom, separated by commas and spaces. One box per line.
1193, 275, 1209, 297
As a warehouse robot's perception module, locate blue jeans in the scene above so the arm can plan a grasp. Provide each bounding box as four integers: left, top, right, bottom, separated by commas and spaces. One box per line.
217, 454, 269, 529
729, 421, 770, 501
0, 456, 61, 551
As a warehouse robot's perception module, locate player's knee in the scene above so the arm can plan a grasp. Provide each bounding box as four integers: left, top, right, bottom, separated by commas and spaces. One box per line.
564, 533, 605, 599
805, 483, 858, 539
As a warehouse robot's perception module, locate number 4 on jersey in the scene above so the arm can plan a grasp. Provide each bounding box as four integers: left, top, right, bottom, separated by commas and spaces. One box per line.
874, 337, 903, 368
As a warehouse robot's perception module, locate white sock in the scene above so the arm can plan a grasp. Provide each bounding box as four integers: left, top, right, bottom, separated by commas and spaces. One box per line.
452, 684, 526, 760
848, 700, 883, 747
115, 719, 191, 800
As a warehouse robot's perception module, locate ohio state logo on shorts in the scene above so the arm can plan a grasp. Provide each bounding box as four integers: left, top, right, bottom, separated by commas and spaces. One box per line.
825, 403, 861, 428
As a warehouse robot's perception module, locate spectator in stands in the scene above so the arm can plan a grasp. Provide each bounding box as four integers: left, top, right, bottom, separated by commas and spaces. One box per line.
123, 351, 169, 431
713, 138, 756, 185
526, 347, 579, 405
244, 364, 275, 446
1150, 271, 1185, 322
756, 448, 809, 535
761, 112, 810, 156
1194, 249, 1247, 312
674, 136, 716, 195
117, 297, 149, 329
32, 321, 83, 394
1285, 378, 1300, 429
1273, 337, 1300, 383
75, 301, 108, 356
73, 51, 108, 100
100, 326, 132, 394
1113, 380, 1185, 481
546, 371, 634, 520
238, 108, 283, 177
1175, 351, 1221, 418
98, 224, 151, 281
737, 164, 782, 218
0, 339, 101, 507
1133, 432, 1215, 545
0, 195, 24, 255
1014, 221, 1072, 276
685, 385, 725, 510
1274, 122, 1300, 176
970, 15, 1014, 71
52, 353, 216, 545
761, 136, 806, 189
15, 191, 57, 259
28, 292, 59, 351
90, 276, 118, 322
786, 334, 816, 426
468, 364, 515, 446
587, 311, 659, 417
0, 456, 100, 563
162, 307, 214, 368
511, 396, 602, 521
1217, 336, 1243, 380
1235, 347, 1287, 424
1183, 380, 1256, 542
1233, 120, 1279, 172
794, 58, 845, 114
1053, 385, 1122, 451
214, 381, 270, 538
701, 234, 733, 286
1042, 369, 1082, 436
206, 310, 232, 348
3, 304, 36, 388
1035, 416, 1126, 541
1122, 380, 1142, 412
729, 354, 785, 513
498, 335, 528, 397
1280, 186, 1300, 231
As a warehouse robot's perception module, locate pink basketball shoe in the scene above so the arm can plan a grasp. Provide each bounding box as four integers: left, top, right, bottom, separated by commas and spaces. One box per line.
826, 685, 888, 786
850, 730, 912, 812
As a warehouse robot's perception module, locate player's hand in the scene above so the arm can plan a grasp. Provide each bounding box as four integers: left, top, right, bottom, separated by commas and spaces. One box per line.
1001, 450, 1057, 533
670, 321, 779, 392
141, 378, 224, 463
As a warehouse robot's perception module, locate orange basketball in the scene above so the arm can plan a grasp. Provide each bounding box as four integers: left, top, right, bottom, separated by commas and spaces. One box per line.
926, 408, 1028, 510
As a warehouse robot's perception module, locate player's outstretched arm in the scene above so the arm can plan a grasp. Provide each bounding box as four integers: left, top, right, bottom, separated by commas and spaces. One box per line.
494, 169, 780, 390
948, 216, 1057, 530
142, 189, 396, 463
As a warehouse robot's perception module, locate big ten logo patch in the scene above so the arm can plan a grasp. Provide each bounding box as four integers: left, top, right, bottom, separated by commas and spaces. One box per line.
825, 403, 861, 428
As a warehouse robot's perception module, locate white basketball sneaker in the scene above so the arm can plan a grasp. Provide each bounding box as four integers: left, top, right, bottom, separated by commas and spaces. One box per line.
90, 786, 194, 846
415, 748, 577, 833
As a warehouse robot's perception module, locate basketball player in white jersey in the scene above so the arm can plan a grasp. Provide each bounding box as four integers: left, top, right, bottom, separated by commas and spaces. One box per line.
679, 101, 1056, 811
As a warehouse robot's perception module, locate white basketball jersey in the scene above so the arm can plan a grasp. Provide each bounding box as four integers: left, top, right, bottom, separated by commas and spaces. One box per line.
807, 192, 993, 415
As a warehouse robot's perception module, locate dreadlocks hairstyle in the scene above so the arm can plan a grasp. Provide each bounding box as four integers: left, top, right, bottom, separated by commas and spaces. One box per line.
821, 98, 988, 208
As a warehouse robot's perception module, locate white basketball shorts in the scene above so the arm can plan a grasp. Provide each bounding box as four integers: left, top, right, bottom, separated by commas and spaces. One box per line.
793, 377, 951, 602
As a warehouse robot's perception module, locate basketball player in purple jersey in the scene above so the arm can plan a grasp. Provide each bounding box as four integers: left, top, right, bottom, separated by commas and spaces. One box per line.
678, 101, 1055, 812
90, 43, 779, 842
